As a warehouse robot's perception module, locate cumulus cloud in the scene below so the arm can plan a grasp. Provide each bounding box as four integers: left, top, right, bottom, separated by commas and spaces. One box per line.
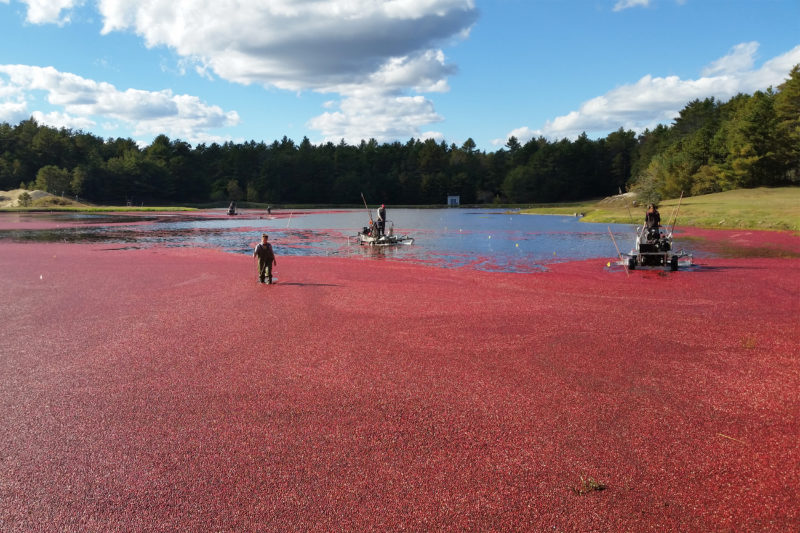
30, 110, 95, 131
0, 78, 28, 123
15, 0, 82, 24
91, 0, 476, 142
0, 65, 240, 144
6, 0, 475, 144
307, 50, 455, 143
308, 90, 444, 145
95, 0, 475, 86
495, 42, 800, 146
0, 100, 28, 124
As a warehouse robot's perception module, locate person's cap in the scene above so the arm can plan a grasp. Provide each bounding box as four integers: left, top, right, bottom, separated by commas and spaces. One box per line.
381, 204, 385, 207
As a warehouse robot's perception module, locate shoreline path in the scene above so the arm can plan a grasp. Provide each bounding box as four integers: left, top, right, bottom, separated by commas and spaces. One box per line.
1, 236, 798, 531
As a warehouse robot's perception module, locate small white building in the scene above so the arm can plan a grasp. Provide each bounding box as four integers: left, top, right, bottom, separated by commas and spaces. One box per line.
447, 195, 460, 207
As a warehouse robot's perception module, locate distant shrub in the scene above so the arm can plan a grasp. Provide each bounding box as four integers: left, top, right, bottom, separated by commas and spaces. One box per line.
32, 196, 73, 207
18, 192, 33, 207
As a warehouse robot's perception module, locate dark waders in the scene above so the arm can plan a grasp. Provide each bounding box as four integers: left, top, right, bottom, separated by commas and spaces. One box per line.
255, 242, 275, 284
257, 257, 273, 284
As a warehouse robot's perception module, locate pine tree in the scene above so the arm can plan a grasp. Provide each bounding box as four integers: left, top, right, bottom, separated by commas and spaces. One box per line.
774, 65, 800, 183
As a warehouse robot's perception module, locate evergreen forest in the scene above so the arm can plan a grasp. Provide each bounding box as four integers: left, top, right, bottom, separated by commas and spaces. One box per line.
1, 65, 798, 206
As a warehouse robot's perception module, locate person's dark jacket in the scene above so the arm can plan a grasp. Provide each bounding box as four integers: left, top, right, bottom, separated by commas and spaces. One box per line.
254, 242, 274, 262
645, 210, 660, 228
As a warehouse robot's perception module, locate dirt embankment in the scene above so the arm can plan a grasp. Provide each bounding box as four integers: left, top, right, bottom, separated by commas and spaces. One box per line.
0, 189, 52, 207
0, 189, 89, 208
595, 191, 638, 207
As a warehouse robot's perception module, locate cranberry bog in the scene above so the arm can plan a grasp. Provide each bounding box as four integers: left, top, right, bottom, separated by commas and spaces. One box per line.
1, 227, 798, 530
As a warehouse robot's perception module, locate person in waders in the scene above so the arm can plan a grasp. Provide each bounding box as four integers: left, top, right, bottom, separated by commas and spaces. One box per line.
376, 204, 386, 236
254, 233, 277, 284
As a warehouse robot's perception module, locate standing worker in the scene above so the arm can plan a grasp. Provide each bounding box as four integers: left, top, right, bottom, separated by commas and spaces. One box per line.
254, 233, 277, 284
376, 204, 386, 236
645, 204, 661, 240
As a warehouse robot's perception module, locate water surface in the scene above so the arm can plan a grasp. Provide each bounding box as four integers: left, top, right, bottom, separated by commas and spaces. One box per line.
0, 208, 684, 272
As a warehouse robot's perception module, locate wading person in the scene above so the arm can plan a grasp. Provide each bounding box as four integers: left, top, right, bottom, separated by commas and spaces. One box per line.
253, 233, 277, 284
376, 204, 386, 236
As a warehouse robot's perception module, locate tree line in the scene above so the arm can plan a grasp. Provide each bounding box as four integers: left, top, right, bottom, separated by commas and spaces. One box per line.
1, 65, 797, 206
631, 65, 800, 203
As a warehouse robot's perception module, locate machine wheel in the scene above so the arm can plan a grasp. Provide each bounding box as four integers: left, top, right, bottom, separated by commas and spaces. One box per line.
627, 256, 636, 270
670, 256, 679, 271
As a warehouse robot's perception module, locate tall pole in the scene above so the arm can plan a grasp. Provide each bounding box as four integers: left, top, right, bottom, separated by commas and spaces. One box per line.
669, 191, 684, 235
361, 192, 374, 225
609, 226, 629, 276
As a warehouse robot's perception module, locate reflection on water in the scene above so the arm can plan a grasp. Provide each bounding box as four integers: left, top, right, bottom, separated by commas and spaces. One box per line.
0, 208, 689, 273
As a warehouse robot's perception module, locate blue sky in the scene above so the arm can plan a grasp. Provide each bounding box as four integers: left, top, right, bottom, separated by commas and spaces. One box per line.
1, 0, 798, 151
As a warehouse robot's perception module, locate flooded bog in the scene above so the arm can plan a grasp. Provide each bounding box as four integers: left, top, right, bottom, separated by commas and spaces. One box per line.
0, 208, 786, 272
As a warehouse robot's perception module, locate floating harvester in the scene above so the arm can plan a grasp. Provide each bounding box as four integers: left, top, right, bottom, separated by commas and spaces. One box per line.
624, 224, 692, 270
610, 193, 692, 271
354, 221, 414, 246
352, 193, 414, 246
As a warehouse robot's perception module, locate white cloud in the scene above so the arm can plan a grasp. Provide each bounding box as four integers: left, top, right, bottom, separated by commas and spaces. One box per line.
307, 89, 444, 145
0, 100, 28, 124
95, 0, 475, 86
501, 127, 538, 145
0, 78, 27, 123
496, 42, 800, 146
31, 110, 95, 130
0, 65, 240, 144
91, 0, 476, 142
613, 0, 650, 12
701, 42, 758, 76
93, 0, 476, 89
16, 0, 83, 25
304, 49, 456, 142
8, 0, 475, 145
369, 50, 455, 94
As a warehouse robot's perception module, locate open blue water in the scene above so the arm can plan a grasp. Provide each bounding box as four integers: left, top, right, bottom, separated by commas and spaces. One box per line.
0, 208, 670, 273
